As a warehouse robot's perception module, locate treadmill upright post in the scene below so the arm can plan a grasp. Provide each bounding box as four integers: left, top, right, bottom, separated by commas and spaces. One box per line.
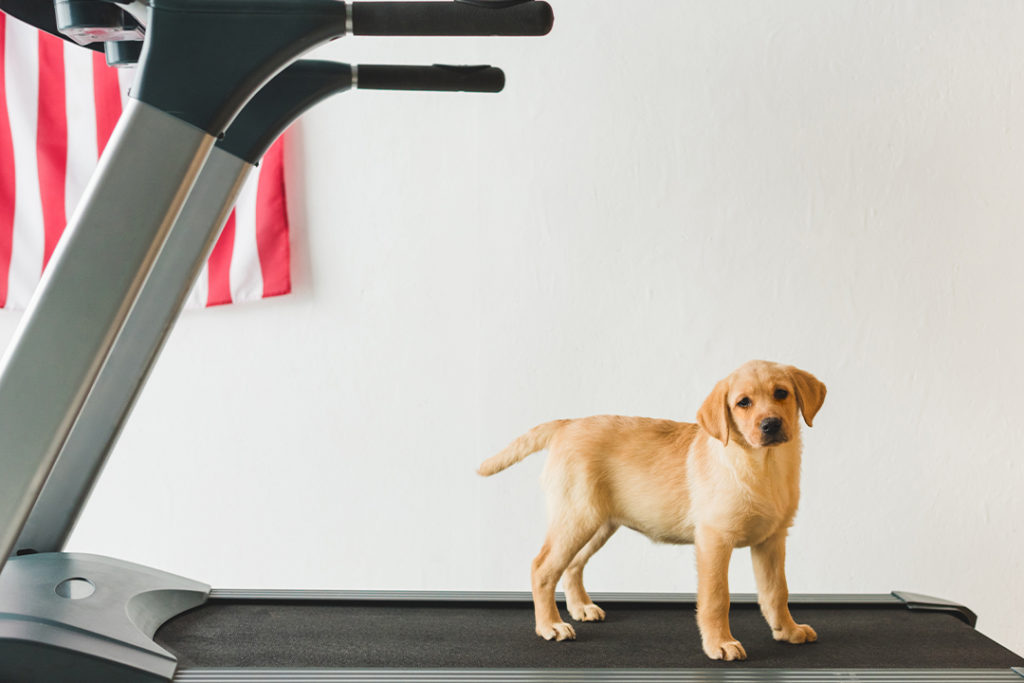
0, 0, 352, 568
10, 146, 254, 555
0, 99, 214, 566
11, 61, 357, 556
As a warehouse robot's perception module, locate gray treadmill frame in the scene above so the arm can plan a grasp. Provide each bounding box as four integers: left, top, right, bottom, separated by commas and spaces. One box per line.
13, 145, 253, 555
0, 113, 286, 683
0, 97, 215, 565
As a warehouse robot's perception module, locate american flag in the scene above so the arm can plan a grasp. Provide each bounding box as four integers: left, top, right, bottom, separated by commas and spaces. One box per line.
0, 13, 291, 309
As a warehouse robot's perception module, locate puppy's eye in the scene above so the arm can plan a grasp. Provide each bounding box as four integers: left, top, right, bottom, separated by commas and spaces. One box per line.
736, 397, 752, 408
774, 389, 789, 400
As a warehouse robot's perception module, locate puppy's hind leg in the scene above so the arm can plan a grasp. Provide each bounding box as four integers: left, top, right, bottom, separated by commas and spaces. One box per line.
531, 519, 603, 641
563, 522, 618, 622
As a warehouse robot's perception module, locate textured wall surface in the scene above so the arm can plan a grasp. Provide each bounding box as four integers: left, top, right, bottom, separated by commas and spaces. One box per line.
3, 0, 1021, 657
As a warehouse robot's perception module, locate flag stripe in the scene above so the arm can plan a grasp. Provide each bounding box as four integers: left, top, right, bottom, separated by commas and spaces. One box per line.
0, 14, 16, 307
64, 38, 98, 225
207, 210, 235, 306
5, 20, 44, 307
229, 168, 262, 302
36, 31, 66, 269
255, 138, 291, 298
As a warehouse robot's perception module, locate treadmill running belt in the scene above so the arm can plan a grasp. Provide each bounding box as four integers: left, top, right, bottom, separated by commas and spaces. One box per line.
155, 599, 1024, 669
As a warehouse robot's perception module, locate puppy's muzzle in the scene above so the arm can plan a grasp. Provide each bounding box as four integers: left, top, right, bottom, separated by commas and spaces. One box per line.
760, 417, 787, 446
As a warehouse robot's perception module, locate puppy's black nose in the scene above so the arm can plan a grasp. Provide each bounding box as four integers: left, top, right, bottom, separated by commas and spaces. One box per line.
760, 417, 782, 435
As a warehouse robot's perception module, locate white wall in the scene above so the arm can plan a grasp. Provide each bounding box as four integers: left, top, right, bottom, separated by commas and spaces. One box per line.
3, 0, 1023, 656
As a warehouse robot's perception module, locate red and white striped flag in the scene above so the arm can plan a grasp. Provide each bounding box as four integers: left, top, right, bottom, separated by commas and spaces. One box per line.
0, 14, 291, 309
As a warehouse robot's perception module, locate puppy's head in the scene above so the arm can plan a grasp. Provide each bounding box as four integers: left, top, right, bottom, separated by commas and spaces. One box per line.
697, 360, 826, 448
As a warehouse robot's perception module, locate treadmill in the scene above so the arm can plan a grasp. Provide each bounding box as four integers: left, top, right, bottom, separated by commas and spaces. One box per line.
1, 1, 1023, 681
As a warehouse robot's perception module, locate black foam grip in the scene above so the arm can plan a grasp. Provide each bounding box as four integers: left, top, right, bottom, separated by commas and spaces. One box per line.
351, 1, 553, 36
357, 65, 504, 93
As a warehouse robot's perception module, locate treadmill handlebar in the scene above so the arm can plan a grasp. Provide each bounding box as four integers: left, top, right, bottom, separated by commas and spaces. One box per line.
218, 61, 505, 165
356, 64, 505, 93
60, 0, 549, 134
350, 1, 553, 37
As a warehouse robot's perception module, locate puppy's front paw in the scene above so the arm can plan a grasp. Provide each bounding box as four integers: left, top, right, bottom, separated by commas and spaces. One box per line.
568, 603, 606, 622
537, 621, 576, 641
703, 638, 747, 661
774, 623, 817, 644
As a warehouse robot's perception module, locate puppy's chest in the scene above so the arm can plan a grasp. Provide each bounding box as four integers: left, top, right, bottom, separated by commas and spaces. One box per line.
711, 471, 798, 547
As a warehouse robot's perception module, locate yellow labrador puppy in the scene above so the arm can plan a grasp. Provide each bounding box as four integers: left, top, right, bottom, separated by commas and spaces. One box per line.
478, 360, 826, 661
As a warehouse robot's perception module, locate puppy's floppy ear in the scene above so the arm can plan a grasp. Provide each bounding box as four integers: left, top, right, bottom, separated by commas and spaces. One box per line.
697, 379, 731, 445
789, 367, 827, 427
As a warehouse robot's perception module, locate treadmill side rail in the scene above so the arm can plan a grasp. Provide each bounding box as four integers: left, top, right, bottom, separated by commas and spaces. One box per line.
893, 590, 979, 628
0, 553, 211, 683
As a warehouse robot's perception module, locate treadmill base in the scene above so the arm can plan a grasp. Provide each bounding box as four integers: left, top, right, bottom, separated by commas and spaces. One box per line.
0, 553, 210, 683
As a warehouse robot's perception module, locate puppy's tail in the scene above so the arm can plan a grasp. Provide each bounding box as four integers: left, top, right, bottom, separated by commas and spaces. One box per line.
477, 419, 570, 477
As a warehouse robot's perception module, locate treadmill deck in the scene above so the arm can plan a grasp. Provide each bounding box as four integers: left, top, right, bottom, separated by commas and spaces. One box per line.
155, 593, 1024, 671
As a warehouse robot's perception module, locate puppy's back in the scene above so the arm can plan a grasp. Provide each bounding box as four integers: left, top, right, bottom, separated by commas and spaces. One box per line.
553, 415, 695, 454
